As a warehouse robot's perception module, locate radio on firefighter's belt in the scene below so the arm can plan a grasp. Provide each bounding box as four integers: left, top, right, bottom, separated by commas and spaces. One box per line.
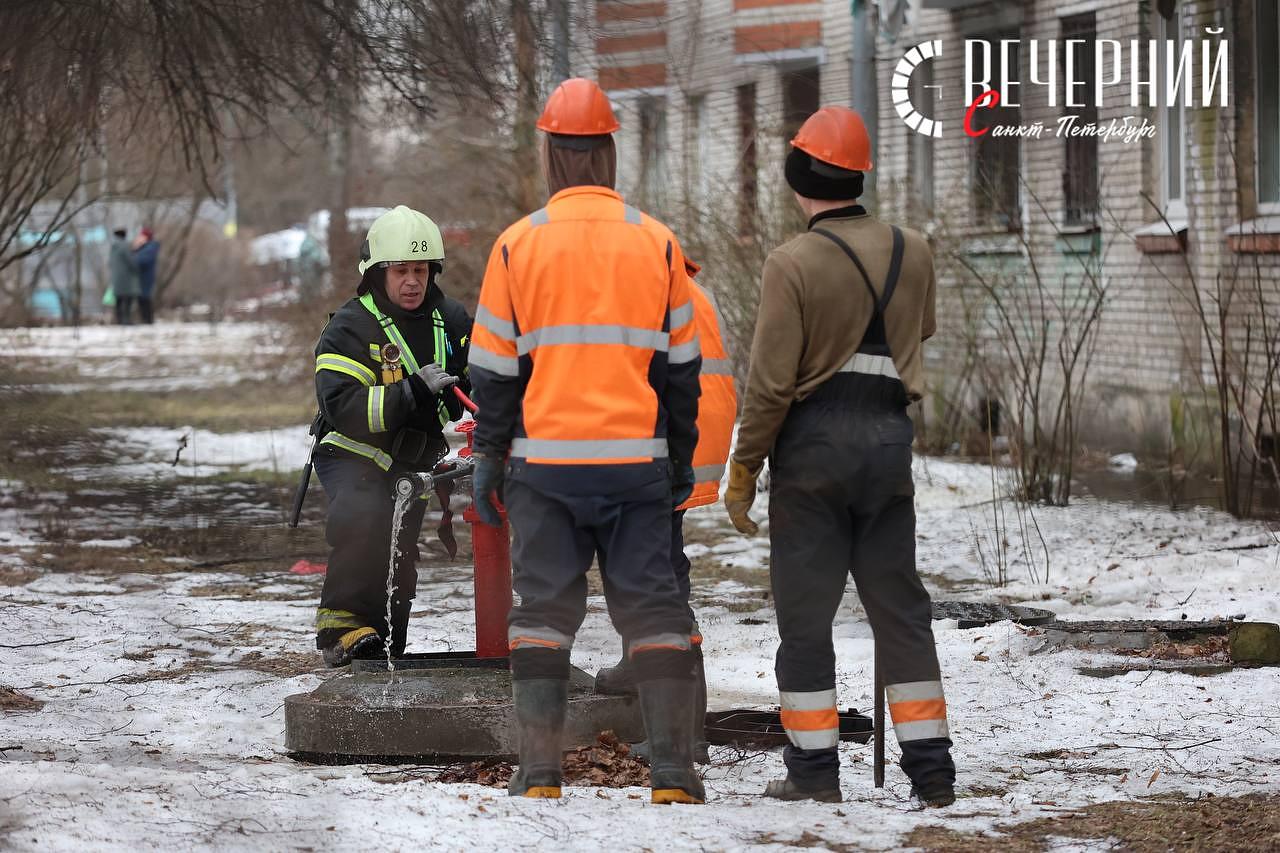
380, 342, 404, 384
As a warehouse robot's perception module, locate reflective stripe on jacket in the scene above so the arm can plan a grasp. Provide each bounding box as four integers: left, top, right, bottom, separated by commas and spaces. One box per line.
677, 281, 737, 510
469, 186, 701, 473
313, 287, 471, 469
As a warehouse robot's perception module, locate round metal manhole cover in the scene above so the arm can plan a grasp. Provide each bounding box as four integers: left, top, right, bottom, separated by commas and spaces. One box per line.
932, 600, 1056, 629
705, 709, 873, 748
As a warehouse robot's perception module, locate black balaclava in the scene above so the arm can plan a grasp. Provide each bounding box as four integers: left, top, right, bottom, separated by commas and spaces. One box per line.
785, 147, 865, 201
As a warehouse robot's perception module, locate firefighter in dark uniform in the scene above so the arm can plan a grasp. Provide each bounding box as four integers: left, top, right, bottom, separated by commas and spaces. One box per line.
724, 107, 956, 806
312, 205, 472, 667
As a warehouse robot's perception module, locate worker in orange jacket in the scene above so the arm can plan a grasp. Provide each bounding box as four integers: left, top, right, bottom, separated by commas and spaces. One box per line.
469, 78, 704, 803
595, 258, 737, 765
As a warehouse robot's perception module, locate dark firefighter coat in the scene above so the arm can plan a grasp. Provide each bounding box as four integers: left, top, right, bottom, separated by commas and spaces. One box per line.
313, 283, 472, 471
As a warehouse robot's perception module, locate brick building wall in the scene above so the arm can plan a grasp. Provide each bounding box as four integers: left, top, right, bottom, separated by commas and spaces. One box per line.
580, 0, 1279, 459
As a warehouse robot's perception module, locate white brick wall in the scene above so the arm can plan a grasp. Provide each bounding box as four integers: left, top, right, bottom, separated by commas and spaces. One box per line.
583, 0, 1279, 454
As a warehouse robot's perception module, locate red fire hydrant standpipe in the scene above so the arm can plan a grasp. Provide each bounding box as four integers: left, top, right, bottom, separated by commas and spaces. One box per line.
453, 387, 513, 659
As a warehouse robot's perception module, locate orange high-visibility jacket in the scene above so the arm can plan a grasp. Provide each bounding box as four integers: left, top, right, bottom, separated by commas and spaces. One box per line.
469, 186, 701, 479
677, 279, 737, 510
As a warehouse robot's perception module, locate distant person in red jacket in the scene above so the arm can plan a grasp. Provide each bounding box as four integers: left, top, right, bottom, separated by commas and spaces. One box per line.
133, 228, 160, 324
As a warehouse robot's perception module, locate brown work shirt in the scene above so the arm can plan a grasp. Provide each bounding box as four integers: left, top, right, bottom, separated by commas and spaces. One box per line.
733, 206, 936, 474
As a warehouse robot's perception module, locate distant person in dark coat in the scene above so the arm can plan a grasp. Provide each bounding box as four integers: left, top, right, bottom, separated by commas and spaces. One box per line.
109, 229, 140, 325
133, 228, 160, 324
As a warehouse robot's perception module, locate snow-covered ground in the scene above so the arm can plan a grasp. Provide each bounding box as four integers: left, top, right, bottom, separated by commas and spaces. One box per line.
0, 321, 287, 392
3, 459, 1277, 851
2, 321, 1279, 851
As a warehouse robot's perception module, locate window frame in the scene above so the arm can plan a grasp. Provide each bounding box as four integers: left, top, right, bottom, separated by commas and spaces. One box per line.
1157, 1, 1188, 221
969, 31, 1023, 233
1060, 11, 1100, 228
1257, 0, 1280, 213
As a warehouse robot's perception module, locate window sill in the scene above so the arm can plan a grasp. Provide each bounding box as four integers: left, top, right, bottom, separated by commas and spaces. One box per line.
1134, 217, 1187, 255
1056, 227, 1101, 256
962, 233, 1022, 256
1225, 214, 1280, 253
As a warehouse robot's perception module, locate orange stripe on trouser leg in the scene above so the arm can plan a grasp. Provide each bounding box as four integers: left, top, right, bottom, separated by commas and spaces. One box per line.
630, 643, 689, 654
779, 707, 839, 732
509, 637, 563, 650
888, 698, 947, 724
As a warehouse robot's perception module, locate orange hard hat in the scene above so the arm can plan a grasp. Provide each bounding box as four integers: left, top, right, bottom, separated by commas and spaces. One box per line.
536, 78, 620, 135
790, 106, 873, 172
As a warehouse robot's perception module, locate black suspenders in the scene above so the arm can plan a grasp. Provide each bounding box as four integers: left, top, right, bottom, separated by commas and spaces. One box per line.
812, 225, 904, 348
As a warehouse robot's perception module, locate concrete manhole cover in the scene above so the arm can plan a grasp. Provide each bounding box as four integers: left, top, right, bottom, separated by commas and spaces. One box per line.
932, 600, 1056, 628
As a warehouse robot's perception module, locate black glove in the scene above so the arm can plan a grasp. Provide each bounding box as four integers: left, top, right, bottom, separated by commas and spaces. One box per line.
671, 459, 696, 508
471, 454, 505, 527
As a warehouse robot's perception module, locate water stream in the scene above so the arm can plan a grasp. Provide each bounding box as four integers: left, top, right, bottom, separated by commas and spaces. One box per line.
385, 492, 412, 678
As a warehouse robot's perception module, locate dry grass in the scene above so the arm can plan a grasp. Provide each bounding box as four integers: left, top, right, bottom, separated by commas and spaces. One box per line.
0, 686, 43, 712
6, 381, 313, 434
905, 793, 1280, 852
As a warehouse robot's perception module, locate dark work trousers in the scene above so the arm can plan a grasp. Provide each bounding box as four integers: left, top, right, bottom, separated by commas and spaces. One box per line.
769, 374, 954, 790
504, 468, 693, 676
138, 296, 154, 324
115, 297, 135, 325
313, 452, 425, 654
601, 509, 700, 655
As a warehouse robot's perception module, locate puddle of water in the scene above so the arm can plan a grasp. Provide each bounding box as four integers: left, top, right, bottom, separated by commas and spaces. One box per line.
1075, 466, 1280, 520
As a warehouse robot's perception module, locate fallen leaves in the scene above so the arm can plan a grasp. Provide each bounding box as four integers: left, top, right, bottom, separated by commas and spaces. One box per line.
434, 731, 652, 789
1118, 635, 1230, 662
0, 686, 43, 711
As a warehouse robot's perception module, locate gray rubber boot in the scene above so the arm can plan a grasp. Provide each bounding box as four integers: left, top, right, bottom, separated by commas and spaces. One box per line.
507, 678, 568, 798
638, 678, 706, 804
594, 652, 637, 696
631, 654, 710, 764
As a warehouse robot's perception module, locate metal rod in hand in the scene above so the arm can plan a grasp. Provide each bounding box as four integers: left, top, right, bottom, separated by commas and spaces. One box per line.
453, 386, 479, 414
874, 640, 885, 788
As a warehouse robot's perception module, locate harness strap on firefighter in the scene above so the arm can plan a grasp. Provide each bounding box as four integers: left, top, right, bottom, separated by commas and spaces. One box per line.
358, 292, 450, 427
318, 431, 393, 470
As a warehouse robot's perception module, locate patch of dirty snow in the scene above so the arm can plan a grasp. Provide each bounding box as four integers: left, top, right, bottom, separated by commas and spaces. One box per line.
78, 536, 142, 549
55, 425, 312, 482
3, 487, 1278, 851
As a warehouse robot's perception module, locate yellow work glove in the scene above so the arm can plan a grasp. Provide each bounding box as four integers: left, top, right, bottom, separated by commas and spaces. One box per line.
724, 460, 761, 536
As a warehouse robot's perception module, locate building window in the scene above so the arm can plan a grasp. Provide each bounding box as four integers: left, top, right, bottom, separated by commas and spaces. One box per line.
737, 82, 758, 236
1062, 13, 1099, 227
781, 64, 820, 139
972, 33, 1021, 231
1157, 1, 1187, 218
908, 58, 935, 217
638, 97, 667, 209
1258, 0, 1280, 208
684, 94, 713, 203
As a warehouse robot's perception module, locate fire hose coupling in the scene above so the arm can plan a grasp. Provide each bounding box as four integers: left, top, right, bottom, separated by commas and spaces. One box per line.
393, 459, 476, 501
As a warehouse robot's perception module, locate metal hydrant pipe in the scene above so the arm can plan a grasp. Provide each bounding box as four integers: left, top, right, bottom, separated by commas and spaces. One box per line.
453, 389, 513, 659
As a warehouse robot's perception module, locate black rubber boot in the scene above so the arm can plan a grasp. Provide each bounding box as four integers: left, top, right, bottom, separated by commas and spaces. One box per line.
594, 652, 637, 696
631, 652, 710, 764
901, 737, 956, 807
638, 678, 705, 804
763, 776, 842, 803
507, 678, 568, 798
692, 650, 709, 764
912, 778, 956, 808
321, 627, 383, 668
